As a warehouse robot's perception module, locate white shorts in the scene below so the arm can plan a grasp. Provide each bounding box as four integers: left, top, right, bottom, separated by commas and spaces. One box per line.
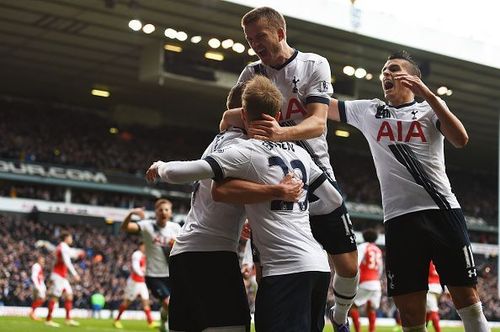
33, 284, 47, 299
48, 273, 72, 297
124, 278, 149, 301
353, 286, 381, 309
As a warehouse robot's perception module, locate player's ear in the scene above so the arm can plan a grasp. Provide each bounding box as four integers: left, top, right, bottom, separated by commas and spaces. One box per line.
241, 108, 248, 125
277, 27, 285, 42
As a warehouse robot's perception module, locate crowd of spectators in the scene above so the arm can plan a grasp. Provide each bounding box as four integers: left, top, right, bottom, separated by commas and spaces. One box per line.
0, 214, 153, 310
0, 96, 497, 225
1, 214, 499, 321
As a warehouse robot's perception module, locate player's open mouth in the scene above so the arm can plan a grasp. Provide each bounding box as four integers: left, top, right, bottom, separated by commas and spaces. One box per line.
383, 80, 394, 91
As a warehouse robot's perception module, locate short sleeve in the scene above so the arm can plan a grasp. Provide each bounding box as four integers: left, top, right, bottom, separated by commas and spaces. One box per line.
304, 58, 333, 105
338, 99, 374, 129
237, 64, 255, 84
204, 143, 253, 182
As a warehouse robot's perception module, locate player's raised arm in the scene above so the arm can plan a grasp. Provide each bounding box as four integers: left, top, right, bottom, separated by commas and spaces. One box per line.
220, 108, 244, 131
121, 208, 145, 233
211, 173, 303, 204
393, 73, 468, 148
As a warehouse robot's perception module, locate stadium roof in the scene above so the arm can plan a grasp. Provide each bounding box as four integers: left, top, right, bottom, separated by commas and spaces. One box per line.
1, 0, 499, 172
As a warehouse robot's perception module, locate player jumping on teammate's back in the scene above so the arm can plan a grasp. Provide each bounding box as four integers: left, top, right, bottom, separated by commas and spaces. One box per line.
219, 7, 358, 331
147, 76, 344, 332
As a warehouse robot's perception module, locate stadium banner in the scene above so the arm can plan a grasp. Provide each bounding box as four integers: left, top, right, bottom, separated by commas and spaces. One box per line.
0, 158, 190, 197
0, 197, 188, 223
0, 197, 130, 222
346, 201, 490, 230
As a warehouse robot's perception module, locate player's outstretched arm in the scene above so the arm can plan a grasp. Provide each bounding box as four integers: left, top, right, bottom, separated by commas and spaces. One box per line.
147, 160, 215, 184
211, 173, 303, 204
121, 208, 144, 234
394, 73, 468, 148
220, 108, 244, 131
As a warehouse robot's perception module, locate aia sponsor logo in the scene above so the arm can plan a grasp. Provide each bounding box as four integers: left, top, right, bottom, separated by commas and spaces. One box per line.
280, 98, 307, 121
376, 120, 427, 143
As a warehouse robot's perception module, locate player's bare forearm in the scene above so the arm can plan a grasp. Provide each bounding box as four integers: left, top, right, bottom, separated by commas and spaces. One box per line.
249, 103, 327, 141
425, 92, 468, 148
282, 108, 326, 140
327, 98, 341, 122
211, 176, 302, 204
219, 108, 244, 131
121, 213, 140, 233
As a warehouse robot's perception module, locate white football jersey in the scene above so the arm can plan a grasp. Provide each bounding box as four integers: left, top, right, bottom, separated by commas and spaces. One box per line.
205, 139, 330, 277
339, 99, 460, 221
137, 219, 181, 277
238, 50, 336, 179
171, 128, 248, 256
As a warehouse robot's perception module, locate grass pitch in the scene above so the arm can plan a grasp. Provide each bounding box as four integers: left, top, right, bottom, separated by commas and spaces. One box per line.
1, 317, 499, 332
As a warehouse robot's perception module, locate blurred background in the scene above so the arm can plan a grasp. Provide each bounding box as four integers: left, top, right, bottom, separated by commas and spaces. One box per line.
0, 0, 498, 324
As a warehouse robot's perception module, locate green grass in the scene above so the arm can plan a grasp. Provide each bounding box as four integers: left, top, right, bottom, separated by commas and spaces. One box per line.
0, 317, 499, 332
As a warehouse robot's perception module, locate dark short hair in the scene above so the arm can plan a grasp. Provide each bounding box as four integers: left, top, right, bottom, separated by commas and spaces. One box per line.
388, 50, 421, 78
362, 228, 378, 243
242, 76, 282, 121
226, 83, 246, 109
60, 231, 71, 242
241, 6, 286, 32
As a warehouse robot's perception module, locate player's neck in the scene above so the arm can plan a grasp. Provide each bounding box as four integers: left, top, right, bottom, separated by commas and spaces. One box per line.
387, 95, 414, 108
271, 45, 295, 68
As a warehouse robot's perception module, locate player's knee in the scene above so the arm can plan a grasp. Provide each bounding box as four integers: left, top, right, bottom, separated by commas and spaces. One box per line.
449, 286, 480, 309
331, 252, 358, 278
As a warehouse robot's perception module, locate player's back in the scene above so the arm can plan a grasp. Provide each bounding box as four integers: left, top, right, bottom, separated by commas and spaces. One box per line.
171, 128, 247, 256
223, 138, 330, 278
359, 242, 383, 284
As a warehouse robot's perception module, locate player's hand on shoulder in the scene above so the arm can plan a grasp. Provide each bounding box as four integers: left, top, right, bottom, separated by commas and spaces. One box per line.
248, 113, 284, 141
277, 172, 303, 202
146, 161, 165, 183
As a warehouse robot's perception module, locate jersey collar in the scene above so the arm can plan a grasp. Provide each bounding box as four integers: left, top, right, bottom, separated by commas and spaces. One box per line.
388, 100, 417, 109
270, 49, 298, 70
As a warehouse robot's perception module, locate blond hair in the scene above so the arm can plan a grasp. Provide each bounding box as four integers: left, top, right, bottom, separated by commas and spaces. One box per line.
155, 198, 172, 209
241, 7, 286, 32
242, 76, 282, 121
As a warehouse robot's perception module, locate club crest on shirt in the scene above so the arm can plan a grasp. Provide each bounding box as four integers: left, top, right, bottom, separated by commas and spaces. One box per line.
292, 76, 300, 93
375, 105, 391, 119
411, 110, 419, 120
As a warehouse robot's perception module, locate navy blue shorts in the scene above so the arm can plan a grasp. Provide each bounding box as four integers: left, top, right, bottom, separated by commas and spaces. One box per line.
384, 208, 477, 297
145, 276, 171, 301
309, 180, 357, 255
168, 251, 250, 332
255, 271, 330, 332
